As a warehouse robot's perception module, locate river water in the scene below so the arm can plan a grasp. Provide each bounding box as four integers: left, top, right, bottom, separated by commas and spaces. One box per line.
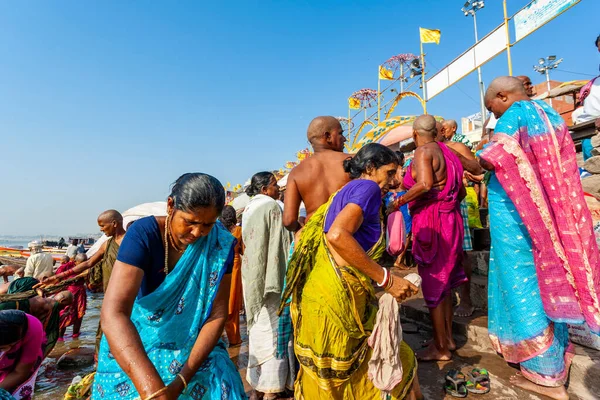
33, 291, 251, 398
35, 292, 102, 399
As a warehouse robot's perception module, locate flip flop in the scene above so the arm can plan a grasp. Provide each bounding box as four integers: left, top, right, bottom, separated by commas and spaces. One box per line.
444, 369, 468, 398
466, 368, 491, 394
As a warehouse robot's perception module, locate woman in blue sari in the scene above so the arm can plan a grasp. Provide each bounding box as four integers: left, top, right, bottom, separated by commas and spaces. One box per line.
92, 173, 246, 400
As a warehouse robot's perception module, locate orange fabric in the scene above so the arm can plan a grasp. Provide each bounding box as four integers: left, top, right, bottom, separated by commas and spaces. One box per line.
225, 225, 243, 345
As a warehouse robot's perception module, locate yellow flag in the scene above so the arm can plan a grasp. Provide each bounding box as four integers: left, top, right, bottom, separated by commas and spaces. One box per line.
420, 27, 441, 44
348, 97, 361, 110
379, 65, 394, 80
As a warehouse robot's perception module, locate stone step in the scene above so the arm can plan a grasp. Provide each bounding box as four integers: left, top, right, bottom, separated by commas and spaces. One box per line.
400, 298, 600, 400
470, 250, 490, 276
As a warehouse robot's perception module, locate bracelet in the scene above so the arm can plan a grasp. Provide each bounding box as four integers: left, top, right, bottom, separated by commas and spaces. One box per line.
177, 373, 188, 390
144, 386, 167, 400
376, 268, 389, 288
385, 273, 394, 291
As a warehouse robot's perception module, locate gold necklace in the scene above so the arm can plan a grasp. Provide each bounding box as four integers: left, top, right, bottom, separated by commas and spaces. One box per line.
163, 213, 183, 275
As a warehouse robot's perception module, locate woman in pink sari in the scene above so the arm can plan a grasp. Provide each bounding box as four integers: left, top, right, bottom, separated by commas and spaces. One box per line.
0, 310, 46, 400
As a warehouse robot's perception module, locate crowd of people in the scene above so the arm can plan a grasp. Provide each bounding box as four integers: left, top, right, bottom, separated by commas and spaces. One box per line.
0, 71, 599, 400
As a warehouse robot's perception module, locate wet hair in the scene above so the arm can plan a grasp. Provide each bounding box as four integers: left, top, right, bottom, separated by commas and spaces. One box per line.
0, 310, 28, 346
169, 173, 226, 214
395, 151, 405, 166
596, 35, 600, 47
246, 172, 275, 197
343, 143, 398, 179
220, 205, 237, 230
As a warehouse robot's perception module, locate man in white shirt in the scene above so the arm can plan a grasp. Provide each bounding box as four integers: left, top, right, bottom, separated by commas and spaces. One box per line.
24, 241, 54, 280
65, 239, 79, 260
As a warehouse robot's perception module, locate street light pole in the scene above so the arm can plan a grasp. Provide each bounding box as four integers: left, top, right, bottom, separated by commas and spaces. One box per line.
533, 55, 563, 107
462, 0, 487, 127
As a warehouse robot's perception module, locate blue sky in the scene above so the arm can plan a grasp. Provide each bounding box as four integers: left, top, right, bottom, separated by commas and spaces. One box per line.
1, 0, 598, 235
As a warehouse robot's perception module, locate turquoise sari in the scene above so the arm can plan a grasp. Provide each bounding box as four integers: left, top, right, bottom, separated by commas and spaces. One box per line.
92, 224, 247, 399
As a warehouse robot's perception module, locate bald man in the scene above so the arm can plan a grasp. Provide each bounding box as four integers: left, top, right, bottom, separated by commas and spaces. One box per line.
394, 114, 467, 361
479, 76, 600, 400
283, 116, 350, 231
485, 75, 535, 136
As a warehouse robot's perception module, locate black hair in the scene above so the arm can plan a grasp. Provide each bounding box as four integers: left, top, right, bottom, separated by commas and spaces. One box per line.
245, 172, 275, 197
595, 35, 600, 47
169, 173, 226, 214
343, 143, 398, 179
220, 205, 237, 230
0, 310, 28, 346
395, 151, 405, 166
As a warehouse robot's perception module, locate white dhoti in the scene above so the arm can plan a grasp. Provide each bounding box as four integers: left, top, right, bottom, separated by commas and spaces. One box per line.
246, 293, 295, 394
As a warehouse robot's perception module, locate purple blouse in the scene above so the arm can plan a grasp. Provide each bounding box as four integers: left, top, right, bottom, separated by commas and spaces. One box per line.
324, 179, 383, 251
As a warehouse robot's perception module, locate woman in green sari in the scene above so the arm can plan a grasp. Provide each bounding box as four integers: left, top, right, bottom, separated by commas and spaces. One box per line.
282, 143, 422, 399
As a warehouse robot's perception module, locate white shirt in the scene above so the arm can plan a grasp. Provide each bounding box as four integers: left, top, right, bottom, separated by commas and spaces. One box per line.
24, 252, 54, 279
65, 244, 78, 259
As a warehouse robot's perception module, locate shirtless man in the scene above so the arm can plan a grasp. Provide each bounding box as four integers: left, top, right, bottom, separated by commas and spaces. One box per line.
395, 114, 467, 361
283, 116, 350, 231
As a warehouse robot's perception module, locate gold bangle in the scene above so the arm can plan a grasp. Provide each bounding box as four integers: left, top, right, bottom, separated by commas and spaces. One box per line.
144, 386, 167, 400
177, 373, 188, 390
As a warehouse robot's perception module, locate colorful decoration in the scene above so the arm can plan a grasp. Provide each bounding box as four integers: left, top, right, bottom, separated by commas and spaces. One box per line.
382, 54, 418, 75
350, 89, 378, 109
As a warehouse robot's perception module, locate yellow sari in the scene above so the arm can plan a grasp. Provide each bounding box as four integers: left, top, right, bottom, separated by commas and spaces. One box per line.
281, 194, 417, 399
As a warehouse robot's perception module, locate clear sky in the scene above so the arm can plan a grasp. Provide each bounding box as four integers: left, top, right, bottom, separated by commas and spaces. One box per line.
1, 0, 598, 236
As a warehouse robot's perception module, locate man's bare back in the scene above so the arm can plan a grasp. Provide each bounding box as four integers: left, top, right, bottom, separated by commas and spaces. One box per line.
285, 150, 349, 222
411, 142, 447, 190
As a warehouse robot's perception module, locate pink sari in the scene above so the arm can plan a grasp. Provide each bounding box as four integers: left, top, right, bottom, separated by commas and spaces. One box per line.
404, 142, 467, 307
481, 100, 600, 334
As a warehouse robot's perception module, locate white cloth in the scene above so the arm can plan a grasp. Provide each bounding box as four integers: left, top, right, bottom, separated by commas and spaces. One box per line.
246, 293, 295, 393
24, 252, 54, 279
574, 78, 600, 124
65, 244, 78, 259
368, 293, 403, 394
486, 114, 497, 130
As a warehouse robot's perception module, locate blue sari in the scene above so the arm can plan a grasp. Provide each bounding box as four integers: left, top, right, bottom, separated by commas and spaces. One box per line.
92, 224, 247, 399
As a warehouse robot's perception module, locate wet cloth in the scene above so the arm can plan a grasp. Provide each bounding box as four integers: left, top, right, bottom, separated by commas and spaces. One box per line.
480, 100, 600, 334
92, 223, 246, 399
281, 187, 417, 399
367, 293, 404, 394
404, 142, 467, 308
0, 314, 46, 399
487, 174, 574, 386
55, 262, 87, 330
225, 225, 243, 345
241, 194, 294, 393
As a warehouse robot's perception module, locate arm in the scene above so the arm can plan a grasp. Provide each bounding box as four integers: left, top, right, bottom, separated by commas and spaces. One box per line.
0, 359, 36, 392
43, 242, 107, 285
448, 142, 484, 175
283, 175, 302, 232
101, 261, 166, 398
326, 204, 418, 301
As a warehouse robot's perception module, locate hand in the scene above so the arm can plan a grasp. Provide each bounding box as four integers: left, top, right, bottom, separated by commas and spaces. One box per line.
385, 272, 419, 302
386, 198, 400, 216
464, 171, 484, 183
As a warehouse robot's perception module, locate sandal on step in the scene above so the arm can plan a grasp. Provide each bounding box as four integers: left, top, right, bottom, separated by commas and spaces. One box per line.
444, 369, 468, 398
466, 368, 491, 394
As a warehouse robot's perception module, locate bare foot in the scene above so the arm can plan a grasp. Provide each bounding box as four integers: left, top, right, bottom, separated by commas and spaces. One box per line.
510, 374, 569, 400
416, 343, 451, 361
420, 338, 456, 352
454, 303, 475, 317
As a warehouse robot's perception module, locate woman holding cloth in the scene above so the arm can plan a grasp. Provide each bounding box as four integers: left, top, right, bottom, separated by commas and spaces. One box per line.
282, 143, 422, 399
93, 173, 246, 399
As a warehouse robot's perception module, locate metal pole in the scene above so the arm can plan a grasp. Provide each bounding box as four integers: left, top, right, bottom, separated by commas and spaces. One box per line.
473, 12, 487, 122
377, 71, 381, 123
400, 64, 404, 93
503, 0, 513, 76
546, 68, 553, 107
420, 40, 427, 114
